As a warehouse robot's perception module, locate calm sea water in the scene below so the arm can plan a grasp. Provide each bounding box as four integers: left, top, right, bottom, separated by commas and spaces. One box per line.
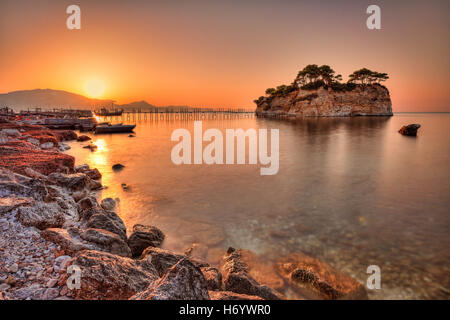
66, 113, 450, 299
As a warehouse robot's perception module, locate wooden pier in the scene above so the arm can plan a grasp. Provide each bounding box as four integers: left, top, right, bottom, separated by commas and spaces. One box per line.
98, 107, 256, 122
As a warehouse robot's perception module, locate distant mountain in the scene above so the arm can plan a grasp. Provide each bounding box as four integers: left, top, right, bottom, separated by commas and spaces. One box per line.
0, 88, 198, 112
117, 100, 156, 110
0, 89, 114, 111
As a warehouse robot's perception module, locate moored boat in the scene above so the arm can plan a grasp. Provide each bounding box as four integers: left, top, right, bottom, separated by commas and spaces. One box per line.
94, 123, 136, 134
94, 108, 124, 116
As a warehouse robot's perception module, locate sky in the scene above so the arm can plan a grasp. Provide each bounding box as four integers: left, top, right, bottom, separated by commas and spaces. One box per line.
0, 0, 449, 111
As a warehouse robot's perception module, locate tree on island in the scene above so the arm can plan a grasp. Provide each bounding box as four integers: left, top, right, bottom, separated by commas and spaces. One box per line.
348, 68, 389, 85
260, 65, 389, 102
294, 64, 342, 87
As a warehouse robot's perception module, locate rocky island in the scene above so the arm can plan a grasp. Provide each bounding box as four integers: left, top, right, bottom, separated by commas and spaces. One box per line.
255, 65, 393, 117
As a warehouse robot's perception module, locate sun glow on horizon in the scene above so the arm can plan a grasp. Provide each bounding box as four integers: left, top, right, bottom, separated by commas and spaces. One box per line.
84, 79, 106, 98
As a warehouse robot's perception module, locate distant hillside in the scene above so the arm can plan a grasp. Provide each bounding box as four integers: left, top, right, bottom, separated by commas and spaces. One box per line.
0, 89, 114, 111
118, 100, 156, 110
0, 88, 202, 112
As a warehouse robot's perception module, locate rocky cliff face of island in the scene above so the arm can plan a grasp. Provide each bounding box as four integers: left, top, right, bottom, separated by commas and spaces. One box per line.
255, 84, 393, 117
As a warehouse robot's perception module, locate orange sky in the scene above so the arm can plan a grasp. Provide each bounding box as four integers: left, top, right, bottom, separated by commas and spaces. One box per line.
0, 0, 449, 111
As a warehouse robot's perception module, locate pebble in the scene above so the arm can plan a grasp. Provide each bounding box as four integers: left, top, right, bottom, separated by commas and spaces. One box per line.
46, 278, 58, 288
8, 263, 19, 273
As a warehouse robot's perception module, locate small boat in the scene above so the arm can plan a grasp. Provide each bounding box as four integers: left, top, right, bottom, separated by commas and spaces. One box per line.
94, 108, 124, 117
95, 123, 136, 134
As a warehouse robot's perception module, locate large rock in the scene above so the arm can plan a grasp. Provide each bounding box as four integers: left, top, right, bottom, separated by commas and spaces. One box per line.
53, 130, 78, 141
80, 228, 131, 257
0, 169, 48, 200
42, 228, 90, 255
48, 172, 91, 191
276, 253, 368, 300
201, 267, 222, 291
85, 208, 127, 241
18, 201, 65, 229
128, 224, 165, 257
1, 128, 21, 137
399, 124, 421, 136
220, 247, 284, 300
85, 168, 101, 180
40, 142, 54, 149
141, 247, 209, 277
62, 250, 159, 300
255, 84, 392, 117
100, 198, 116, 211
0, 196, 33, 215
130, 259, 210, 300
77, 196, 99, 213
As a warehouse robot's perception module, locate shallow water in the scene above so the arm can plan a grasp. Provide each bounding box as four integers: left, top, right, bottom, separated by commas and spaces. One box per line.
66, 113, 450, 299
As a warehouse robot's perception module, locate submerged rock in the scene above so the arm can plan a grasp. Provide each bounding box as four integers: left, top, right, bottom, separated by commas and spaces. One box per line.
82, 144, 97, 151
128, 224, 165, 257
61, 250, 159, 300
130, 259, 210, 300
399, 124, 421, 136
112, 163, 125, 171
76, 135, 91, 142
220, 247, 284, 300
276, 252, 368, 300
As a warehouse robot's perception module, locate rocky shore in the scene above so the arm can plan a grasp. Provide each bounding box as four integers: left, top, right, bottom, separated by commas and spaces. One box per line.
0, 120, 368, 300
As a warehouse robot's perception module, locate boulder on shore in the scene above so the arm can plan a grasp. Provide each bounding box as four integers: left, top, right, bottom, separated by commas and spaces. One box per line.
201, 267, 223, 291
128, 224, 165, 257
60, 250, 159, 300
80, 228, 132, 257
141, 246, 209, 277
399, 124, 421, 136
100, 198, 116, 211
84, 207, 127, 241
130, 259, 210, 300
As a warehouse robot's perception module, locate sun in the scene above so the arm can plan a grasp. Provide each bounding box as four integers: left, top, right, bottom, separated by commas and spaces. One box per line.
84, 79, 105, 98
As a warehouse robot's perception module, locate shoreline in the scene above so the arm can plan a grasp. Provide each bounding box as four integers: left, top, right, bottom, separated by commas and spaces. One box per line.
0, 119, 368, 300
